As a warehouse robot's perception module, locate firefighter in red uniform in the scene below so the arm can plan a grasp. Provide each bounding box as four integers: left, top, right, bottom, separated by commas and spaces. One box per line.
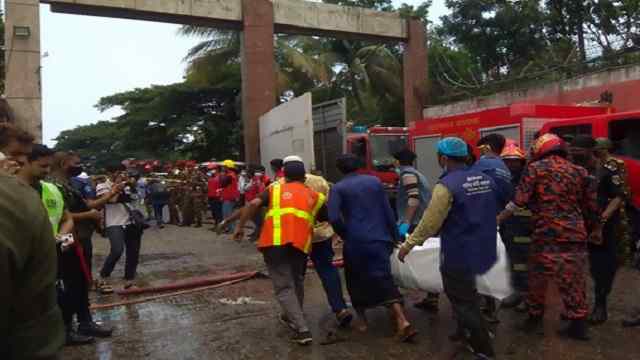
499, 134, 599, 340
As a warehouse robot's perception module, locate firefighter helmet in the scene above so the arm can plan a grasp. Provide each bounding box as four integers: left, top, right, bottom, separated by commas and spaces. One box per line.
531, 133, 566, 160
501, 139, 526, 160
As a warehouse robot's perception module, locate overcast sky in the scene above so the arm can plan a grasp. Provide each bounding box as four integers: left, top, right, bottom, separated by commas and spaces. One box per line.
36, 0, 449, 145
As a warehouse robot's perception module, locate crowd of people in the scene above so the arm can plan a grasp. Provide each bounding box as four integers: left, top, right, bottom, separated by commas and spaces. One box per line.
2, 119, 640, 359
226, 133, 640, 359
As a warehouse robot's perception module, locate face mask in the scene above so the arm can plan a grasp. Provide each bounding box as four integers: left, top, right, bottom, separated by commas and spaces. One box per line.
394, 167, 401, 175
0, 151, 6, 161
255, 172, 264, 177
67, 165, 83, 177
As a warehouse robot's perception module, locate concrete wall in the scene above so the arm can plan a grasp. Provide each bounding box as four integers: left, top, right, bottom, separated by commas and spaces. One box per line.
42, 0, 408, 39
5, 0, 42, 140
424, 65, 640, 119
259, 93, 314, 176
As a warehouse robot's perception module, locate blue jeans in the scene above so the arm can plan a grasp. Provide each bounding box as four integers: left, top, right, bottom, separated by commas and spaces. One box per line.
310, 239, 347, 313
222, 201, 236, 231
153, 203, 166, 225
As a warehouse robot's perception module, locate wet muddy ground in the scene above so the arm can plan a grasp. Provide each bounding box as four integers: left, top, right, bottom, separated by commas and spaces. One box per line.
64, 224, 640, 359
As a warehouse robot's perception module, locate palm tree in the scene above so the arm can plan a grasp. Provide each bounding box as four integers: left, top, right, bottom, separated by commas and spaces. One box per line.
178, 26, 333, 99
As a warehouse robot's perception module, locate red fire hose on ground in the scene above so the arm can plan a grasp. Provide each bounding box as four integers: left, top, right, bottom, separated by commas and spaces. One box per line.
91, 257, 344, 310
91, 271, 259, 310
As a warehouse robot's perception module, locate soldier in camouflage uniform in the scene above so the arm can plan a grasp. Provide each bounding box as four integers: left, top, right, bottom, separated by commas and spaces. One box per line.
168, 183, 182, 225
587, 137, 632, 324
180, 177, 195, 227
500, 134, 599, 340
192, 180, 208, 228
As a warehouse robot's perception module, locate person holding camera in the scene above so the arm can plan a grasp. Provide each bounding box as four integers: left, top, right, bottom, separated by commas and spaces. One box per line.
97, 172, 144, 291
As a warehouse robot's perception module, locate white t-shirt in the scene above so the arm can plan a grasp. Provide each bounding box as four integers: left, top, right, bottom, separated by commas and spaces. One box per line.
105, 203, 131, 227
98, 182, 131, 227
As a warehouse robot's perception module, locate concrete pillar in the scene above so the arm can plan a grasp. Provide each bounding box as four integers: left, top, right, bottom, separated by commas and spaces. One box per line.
403, 19, 427, 126
4, 0, 42, 141
241, 0, 275, 164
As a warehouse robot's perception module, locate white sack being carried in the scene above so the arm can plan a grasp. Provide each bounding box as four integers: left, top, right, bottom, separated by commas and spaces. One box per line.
390, 233, 514, 300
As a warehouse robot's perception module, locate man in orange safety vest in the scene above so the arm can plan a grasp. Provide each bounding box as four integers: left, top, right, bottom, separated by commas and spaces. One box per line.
233, 155, 327, 346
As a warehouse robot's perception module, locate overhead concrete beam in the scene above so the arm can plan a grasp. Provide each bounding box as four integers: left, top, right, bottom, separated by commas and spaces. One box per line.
41, 0, 408, 40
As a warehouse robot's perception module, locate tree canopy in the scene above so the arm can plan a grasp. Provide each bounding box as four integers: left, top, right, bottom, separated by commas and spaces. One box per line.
54, 0, 640, 167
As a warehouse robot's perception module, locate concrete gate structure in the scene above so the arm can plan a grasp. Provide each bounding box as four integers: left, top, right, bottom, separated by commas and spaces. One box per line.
4, 0, 426, 163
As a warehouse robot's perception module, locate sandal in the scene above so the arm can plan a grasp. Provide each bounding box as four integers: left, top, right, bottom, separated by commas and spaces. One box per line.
396, 324, 418, 343
123, 281, 136, 290
97, 280, 114, 294
336, 309, 353, 328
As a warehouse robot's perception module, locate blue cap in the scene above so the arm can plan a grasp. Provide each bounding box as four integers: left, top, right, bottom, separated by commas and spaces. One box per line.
437, 137, 469, 157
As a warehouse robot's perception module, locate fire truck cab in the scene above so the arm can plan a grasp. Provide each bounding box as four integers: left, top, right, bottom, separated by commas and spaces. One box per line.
410, 103, 609, 187
540, 110, 640, 208
346, 125, 409, 192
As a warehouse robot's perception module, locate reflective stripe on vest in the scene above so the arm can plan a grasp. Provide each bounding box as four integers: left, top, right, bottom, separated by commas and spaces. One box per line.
41, 181, 65, 236
265, 183, 326, 251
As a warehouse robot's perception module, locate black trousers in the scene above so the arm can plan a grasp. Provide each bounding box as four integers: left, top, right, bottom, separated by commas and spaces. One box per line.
80, 236, 93, 276
100, 225, 142, 280
589, 220, 619, 306
441, 267, 494, 357
58, 248, 92, 328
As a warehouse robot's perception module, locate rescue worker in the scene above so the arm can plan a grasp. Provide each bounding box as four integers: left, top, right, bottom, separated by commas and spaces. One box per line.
270, 158, 285, 180
398, 137, 497, 359
580, 137, 631, 325
180, 180, 195, 227
168, 183, 182, 225
475, 134, 513, 209
474, 134, 512, 322
233, 156, 327, 345
330, 154, 416, 342
207, 167, 222, 227
192, 184, 207, 228
305, 171, 353, 328
392, 148, 439, 313
220, 159, 240, 232
498, 134, 598, 340
499, 141, 533, 311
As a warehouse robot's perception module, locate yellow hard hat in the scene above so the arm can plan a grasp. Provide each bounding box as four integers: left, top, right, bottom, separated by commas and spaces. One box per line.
222, 159, 235, 169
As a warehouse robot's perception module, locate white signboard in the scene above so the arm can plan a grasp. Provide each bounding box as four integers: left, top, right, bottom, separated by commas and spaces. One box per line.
260, 93, 315, 177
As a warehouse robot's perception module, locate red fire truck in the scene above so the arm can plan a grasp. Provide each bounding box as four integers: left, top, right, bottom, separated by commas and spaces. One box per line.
538, 110, 640, 208
346, 125, 409, 191
408, 103, 611, 188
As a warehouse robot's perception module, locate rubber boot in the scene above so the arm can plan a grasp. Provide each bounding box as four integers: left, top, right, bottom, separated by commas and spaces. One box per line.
558, 319, 590, 341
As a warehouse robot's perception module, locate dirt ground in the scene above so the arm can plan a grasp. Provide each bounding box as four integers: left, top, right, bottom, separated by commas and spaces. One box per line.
62, 224, 640, 360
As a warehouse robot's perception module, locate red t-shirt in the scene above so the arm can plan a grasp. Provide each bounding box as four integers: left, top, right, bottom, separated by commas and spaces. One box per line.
221, 172, 240, 202
207, 176, 220, 199
245, 175, 267, 202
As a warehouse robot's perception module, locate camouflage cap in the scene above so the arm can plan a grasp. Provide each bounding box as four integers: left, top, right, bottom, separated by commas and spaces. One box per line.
594, 138, 613, 150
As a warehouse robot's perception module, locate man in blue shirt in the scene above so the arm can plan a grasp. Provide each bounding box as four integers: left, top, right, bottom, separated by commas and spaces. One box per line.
399, 137, 498, 360
473, 134, 512, 322
329, 154, 416, 342
474, 134, 513, 210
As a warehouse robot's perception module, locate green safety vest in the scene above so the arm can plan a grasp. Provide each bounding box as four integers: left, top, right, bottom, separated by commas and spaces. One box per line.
41, 181, 65, 236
